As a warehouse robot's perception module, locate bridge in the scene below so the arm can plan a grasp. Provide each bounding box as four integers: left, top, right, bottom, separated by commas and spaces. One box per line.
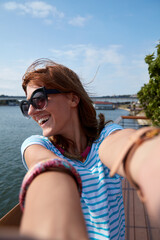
0, 96, 25, 100
0, 96, 25, 106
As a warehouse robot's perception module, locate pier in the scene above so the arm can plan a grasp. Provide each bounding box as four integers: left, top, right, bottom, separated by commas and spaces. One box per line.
116, 115, 159, 239
122, 178, 160, 239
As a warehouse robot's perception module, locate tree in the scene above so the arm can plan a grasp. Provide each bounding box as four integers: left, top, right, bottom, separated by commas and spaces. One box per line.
137, 42, 160, 126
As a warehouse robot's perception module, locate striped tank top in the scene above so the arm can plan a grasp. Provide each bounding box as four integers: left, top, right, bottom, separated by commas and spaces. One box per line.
21, 123, 125, 239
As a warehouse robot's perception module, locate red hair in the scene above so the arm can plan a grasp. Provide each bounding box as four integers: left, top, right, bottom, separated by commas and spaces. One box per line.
22, 59, 105, 148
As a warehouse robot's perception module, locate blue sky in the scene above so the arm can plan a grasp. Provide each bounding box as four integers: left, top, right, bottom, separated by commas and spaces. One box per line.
0, 0, 159, 96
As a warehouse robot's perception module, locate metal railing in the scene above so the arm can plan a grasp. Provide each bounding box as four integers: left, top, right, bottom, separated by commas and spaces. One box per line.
114, 115, 150, 129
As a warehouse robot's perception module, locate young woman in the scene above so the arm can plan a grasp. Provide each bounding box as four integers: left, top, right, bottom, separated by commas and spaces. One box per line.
19, 58, 160, 240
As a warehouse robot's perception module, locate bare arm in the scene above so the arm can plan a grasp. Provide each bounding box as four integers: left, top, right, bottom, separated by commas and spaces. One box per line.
99, 128, 160, 222
23, 144, 62, 169
99, 129, 135, 177
20, 171, 88, 240
20, 145, 89, 240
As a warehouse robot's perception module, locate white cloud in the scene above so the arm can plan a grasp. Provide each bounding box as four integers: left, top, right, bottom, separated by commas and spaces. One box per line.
3, 1, 17, 10
0, 46, 148, 96
50, 44, 123, 64
44, 19, 53, 25
0, 66, 23, 95
50, 44, 124, 93
50, 44, 148, 95
3, 1, 64, 18
3, 2, 91, 27
0, 67, 21, 82
0, 59, 35, 96
68, 15, 91, 27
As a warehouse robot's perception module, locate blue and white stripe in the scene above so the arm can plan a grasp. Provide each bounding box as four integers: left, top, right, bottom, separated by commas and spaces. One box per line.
21, 123, 125, 239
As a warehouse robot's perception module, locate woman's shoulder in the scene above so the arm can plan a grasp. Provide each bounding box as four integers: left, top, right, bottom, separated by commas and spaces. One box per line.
21, 135, 59, 170
21, 135, 53, 153
22, 134, 51, 145
99, 123, 123, 140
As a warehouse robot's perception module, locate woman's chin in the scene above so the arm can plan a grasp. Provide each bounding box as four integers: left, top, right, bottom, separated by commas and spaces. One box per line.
42, 129, 53, 137
42, 127, 58, 137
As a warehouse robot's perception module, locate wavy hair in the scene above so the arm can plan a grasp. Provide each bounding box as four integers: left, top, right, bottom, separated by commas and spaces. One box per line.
22, 58, 106, 148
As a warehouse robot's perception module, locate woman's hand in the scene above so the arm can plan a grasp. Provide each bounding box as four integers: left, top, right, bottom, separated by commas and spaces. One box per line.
99, 128, 160, 223
130, 136, 160, 223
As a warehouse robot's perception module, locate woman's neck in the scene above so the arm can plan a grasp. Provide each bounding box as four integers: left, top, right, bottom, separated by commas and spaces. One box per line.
54, 108, 91, 161
55, 135, 91, 162
67, 133, 88, 156
62, 109, 87, 155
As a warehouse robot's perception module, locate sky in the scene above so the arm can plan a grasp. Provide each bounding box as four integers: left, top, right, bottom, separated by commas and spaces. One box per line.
0, 0, 160, 97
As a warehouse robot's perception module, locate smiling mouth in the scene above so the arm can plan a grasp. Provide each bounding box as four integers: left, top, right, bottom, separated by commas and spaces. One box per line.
38, 117, 49, 125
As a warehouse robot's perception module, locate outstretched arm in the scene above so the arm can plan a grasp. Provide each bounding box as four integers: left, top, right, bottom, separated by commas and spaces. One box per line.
20, 145, 89, 240
20, 170, 88, 240
99, 128, 160, 222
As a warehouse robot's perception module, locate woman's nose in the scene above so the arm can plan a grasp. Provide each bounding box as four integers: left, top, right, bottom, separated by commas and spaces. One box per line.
28, 104, 36, 116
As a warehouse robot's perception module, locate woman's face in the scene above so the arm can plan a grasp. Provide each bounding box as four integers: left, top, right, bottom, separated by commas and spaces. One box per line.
26, 84, 79, 137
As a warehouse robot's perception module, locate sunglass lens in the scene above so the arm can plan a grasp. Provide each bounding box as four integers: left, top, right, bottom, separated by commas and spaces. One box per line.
32, 91, 47, 110
21, 101, 29, 117
20, 88, 48, 117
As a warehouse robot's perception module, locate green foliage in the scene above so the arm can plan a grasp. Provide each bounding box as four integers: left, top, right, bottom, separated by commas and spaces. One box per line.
137, 42, 160, 126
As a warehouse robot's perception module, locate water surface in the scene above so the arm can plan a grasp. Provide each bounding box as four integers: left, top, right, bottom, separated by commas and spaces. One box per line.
0, 106, 128, 217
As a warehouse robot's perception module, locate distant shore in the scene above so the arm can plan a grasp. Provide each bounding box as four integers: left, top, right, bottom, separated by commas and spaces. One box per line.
118, 106, 130, 112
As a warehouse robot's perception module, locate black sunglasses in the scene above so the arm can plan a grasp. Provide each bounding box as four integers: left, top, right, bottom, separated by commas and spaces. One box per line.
20, 87, 61, 118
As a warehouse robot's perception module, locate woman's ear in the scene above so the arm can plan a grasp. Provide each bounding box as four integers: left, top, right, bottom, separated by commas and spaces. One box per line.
70, 93, 80, 107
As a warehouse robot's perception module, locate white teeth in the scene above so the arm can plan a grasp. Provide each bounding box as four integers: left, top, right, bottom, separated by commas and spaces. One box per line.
38, 117, 49, 124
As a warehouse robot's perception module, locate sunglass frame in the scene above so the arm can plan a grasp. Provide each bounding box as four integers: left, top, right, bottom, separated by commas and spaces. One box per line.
20, 87, 61, 118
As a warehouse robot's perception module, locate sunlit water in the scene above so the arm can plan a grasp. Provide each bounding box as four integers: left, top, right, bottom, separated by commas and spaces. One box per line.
0, 106, 128, 218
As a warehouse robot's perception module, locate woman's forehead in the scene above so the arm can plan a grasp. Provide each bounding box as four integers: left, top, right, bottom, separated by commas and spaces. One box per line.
26, 84, 42, 98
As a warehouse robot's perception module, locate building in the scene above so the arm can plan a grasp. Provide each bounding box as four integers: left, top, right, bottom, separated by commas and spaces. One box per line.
93, 101, 116, 110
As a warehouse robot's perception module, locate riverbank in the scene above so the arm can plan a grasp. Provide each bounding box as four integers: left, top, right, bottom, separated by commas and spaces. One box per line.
118, 105, 152, 126
136, 111, 152, 126
118, 106, 130, 112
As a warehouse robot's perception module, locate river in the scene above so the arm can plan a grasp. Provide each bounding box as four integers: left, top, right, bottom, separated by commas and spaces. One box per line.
0, 106, 129, 218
